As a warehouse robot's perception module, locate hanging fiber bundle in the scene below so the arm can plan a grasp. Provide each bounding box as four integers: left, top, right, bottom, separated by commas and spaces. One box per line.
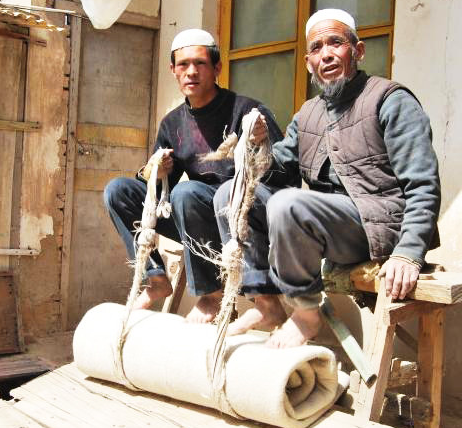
201, 108, 272, 398
113, 148, 171, 388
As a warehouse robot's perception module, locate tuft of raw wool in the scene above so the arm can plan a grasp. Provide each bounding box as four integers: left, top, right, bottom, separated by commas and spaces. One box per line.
113, 148, 172, 389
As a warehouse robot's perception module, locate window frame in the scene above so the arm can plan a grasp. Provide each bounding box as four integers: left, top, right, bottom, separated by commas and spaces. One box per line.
219, 0, 395, 119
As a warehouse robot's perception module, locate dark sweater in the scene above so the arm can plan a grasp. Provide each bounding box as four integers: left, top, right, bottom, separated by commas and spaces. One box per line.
154, 86, 296, 189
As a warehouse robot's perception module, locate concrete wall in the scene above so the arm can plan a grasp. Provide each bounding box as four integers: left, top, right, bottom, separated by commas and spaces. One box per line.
392, 0, 462, 416
156, 0, 218, 123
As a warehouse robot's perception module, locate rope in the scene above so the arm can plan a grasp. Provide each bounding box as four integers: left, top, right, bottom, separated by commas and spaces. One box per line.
201, 109, 272, 409
113, 149, 172, 390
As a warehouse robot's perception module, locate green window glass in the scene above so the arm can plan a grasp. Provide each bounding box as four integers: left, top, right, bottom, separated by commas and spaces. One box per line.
232, 0, 297, 49
230, 51, 295, 129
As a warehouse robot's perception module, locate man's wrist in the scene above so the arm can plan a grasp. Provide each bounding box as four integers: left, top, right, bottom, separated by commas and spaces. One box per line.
389, 254, 422, 269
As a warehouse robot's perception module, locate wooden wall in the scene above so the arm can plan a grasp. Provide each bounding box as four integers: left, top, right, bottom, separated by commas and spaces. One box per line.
18, 13, 68, 340
0, 2, 162, 348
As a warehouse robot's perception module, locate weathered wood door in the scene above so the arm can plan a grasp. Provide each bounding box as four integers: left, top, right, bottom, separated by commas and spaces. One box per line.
63, 19, 159, 328
0, 28, 27, 353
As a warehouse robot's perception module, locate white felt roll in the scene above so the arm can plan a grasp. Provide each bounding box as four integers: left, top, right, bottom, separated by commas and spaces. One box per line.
73, 303, 345, 428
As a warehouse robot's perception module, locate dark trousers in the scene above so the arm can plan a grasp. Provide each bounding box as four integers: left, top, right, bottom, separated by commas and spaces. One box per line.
103, 177, 222, 296
267, 188, 370, 296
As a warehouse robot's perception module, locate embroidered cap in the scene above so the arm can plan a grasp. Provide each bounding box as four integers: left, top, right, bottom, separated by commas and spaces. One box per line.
305, 9, 356, 37
171, 29, 216, 52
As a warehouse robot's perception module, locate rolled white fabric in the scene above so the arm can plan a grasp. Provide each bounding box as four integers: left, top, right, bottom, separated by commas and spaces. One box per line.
73, 303, 347, 428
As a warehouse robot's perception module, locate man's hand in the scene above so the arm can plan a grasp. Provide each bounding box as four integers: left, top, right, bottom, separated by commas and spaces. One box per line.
249, 108, 268, 146
155, 149, 174, 180
378, 257, 421, 300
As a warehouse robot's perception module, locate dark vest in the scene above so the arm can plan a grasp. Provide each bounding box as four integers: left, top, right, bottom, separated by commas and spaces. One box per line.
298, 76, 407, 259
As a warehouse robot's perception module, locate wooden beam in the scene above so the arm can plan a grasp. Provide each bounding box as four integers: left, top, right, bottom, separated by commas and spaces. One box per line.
324, 260, 462, 304
77, 123, 148, 148
356, 283, 395, 422
162, 268, 186, 314
355, 271, 462, 305
395, 324, 418, 353
0, 354, 52, 382
0, 249, 40, 256
388, 359, 417, 389
228, 41, 297, 61
55, 0, 160, 30
0, 119, 41, 131
0, 27, 47, 47
74, 169, 138, 192
294, 0, 310, 111
416, 308, 445, 428
60, 15, 81, 331
384, 300, 444, 325
217, 0, 232, 88
147, 29, 160, 158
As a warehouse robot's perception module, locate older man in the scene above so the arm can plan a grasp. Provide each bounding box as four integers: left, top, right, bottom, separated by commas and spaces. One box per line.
104, 29, 290, 322
214, 9, 440, 347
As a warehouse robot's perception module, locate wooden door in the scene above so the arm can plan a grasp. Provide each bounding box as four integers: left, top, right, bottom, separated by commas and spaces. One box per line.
64, 20, 159, 328
0, 28, 27, 353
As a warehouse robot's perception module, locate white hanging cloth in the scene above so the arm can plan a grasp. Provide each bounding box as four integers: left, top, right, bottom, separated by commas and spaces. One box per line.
81, 0, 132, 29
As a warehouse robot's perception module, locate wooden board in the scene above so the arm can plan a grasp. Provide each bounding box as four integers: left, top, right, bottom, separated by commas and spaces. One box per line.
5, 363, 392, 428
416, 308, 445, 428
67, 21, 157, 328
357, 272, 462, 305
326, 262, 462, 304
74, 168, 139, 191
67, 191, 133, 328
17, 12, 68, 338
77, 21, 155, 129
0, 400, 43, 428
0, 34, 22, 271
75, 145, 146, 171
0, 354, 51, 382
77, 123, 148, 148
0, 274, 20, 354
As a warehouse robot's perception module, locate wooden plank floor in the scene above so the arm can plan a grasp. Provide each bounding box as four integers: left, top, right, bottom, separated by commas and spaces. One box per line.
0, 354, 53, 382
0, 363, 392, 428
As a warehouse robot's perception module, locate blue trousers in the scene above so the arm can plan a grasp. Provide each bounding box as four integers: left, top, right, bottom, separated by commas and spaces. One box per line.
213, 180, 282, 295
103, 177, 222, 296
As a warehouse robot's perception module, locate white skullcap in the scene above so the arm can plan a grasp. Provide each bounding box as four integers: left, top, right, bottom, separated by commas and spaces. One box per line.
171, 29, 216, 52
305, 9, 356, 37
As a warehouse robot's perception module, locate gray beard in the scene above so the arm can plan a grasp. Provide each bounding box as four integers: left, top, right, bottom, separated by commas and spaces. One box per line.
311, 73, 351, 98
311, 53, 358, 98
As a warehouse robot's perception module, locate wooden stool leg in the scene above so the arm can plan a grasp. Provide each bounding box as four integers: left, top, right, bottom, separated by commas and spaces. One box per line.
356, 281, 395, 422
162, 263, 186, 314
415, 308, 445, 428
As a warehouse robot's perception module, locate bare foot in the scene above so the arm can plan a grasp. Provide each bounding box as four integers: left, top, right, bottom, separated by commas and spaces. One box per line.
266, 307, 322, 348
133, 275, 172, 310
186, 289, 223, 323
227, 295, 287, 336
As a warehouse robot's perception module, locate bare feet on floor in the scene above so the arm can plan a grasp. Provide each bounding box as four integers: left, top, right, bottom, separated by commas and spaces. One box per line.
186, 289, 223, 323
266, 307, 322, 348
227, 295, 287, 336
133, 275, 173, 310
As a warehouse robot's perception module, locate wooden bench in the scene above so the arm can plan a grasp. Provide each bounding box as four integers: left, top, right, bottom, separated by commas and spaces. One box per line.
160, 255, 462, 426
322, 261, 462, 427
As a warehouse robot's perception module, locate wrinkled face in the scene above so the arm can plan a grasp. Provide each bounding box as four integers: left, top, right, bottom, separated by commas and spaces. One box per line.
305, 20, 364, 86
171, 45, 221, 108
